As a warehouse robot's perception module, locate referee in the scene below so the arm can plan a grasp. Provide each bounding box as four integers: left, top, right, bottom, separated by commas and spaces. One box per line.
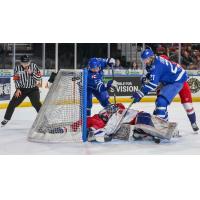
1, 55, 42, 127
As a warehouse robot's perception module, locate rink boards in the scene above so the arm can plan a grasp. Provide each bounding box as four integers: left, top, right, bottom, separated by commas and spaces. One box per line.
1, 70, 200, 109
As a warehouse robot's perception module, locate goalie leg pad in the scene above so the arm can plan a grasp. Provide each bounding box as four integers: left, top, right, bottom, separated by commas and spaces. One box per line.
132, 128, 149, 140
134, 117, 178, 140
113, 124, 132, 141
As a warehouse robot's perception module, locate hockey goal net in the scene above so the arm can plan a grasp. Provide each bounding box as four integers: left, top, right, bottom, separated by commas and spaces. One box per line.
28, 69, 88, 143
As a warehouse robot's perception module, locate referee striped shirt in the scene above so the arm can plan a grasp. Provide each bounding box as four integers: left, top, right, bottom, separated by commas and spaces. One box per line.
13, 63, 42, 89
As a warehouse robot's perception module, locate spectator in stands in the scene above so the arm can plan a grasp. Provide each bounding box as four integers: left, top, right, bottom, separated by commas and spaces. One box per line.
181, 50, 193, 69
130, 61, 139, 70
156, 47, 166, 56
115, 59, 124, 70
169, 47, 179, 63
186, 44, 193, 55
192, 49, 200, 58
196, 55, 200, 69
191, 50, 200, 69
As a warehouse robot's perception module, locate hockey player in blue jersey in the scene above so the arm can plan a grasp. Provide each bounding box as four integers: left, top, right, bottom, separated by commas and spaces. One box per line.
87, 57, 117, 116
131, 48, 188, 121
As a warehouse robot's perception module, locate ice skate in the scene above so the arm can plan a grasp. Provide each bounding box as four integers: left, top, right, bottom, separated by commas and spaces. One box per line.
1, 119, 9, 127
192, 123, 199, 134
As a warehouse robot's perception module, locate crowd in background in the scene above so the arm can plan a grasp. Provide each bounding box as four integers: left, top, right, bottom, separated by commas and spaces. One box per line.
114, 43, 200, 70
153, 43, 200, 70
1, 43, 200, 70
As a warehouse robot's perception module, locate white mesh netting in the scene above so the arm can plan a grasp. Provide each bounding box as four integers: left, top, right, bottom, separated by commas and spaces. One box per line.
28, 69, 87, 143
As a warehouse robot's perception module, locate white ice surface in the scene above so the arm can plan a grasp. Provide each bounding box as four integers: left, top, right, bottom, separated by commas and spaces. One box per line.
0, 102, 200, 154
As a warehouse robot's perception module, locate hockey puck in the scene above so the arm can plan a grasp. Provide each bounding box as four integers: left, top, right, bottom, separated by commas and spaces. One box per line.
154, 137, 160, 144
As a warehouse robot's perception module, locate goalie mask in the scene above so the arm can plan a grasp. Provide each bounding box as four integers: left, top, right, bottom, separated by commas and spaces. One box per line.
98, 103, 125, 122
98, 104, 117, 122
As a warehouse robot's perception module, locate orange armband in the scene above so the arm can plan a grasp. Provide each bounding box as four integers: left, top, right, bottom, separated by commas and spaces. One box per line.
13, 74, 20, 81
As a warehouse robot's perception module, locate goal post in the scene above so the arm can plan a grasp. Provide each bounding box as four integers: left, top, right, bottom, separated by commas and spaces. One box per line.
28, 69, 88, 143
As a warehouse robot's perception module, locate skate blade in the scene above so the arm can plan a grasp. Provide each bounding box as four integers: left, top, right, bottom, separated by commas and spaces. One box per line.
193, 130, 199, 134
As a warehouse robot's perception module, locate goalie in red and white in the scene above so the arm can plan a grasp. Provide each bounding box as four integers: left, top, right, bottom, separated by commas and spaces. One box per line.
89, 103, 179, 143
42, 102, 179, 143
71, 103, 179, 143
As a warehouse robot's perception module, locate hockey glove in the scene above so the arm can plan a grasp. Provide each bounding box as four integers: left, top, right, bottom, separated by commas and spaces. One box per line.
131, 90, 144, 103
106, 80, 113, 90
141, 75, 147, 85
111, 80, 119, 89
106, 80, 119, 90
107, 58, 115, 67
141, 73, 151, 85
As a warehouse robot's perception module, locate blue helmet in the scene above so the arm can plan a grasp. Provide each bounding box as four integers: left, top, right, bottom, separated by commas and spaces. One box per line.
141, 49, 154, 60
88, 58, 100, 69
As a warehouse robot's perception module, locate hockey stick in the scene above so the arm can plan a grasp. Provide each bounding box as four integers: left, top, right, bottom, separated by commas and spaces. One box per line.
111, 63, 117, 105
122, 101, 134, 119
112, 101, 134, 134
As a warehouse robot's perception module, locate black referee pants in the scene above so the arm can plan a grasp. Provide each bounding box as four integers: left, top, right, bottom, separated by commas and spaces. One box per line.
4, 87, 42, 120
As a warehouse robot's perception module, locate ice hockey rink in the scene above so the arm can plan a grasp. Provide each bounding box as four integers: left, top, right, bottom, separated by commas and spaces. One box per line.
0, 102, 200, 155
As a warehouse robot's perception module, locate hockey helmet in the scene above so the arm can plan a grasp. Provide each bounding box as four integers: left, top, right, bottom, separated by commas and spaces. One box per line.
141, 49, 154, 60
88, 58, 100, 69
141, 49, 155, 69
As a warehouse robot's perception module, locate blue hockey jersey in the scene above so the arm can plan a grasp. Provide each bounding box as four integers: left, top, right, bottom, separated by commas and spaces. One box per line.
87, 58, 108, 92
141, 56, 188, 95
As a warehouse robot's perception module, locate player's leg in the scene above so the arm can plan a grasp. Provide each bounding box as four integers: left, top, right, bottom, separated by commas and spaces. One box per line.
154, 82, 184, 120
93, 90, 110, 108
1, 92, 27, 126
154, 95, 169, 120
160, 82, 184, 104
87, 88, 93, 116
179, 82, 199, 132
27, 87, 42, 112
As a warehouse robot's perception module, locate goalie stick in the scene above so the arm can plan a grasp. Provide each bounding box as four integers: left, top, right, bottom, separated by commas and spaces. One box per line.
111, 101, 135, 135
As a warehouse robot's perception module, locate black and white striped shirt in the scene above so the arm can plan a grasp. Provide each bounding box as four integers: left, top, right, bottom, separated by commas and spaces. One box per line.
13, 63, 42, 89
